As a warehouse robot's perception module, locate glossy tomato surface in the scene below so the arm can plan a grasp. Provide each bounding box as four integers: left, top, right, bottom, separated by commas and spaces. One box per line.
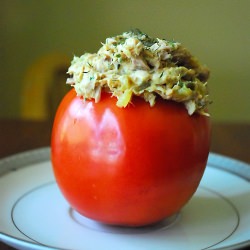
51, 89, 211, 226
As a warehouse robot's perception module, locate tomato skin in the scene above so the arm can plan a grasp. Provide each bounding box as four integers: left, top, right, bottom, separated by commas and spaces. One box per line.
51, 89, 211, 226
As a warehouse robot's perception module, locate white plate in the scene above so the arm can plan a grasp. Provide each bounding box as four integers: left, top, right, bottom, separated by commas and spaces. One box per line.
0, 147, 249, 250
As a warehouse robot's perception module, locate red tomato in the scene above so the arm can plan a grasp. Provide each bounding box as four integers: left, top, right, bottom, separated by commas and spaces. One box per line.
51, 89, 211, 226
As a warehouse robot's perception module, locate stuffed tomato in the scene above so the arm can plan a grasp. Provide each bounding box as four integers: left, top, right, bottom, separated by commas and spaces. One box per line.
51, 29, 211, 226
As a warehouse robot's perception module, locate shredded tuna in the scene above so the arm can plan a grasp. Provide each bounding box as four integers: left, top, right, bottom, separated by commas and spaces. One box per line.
67, 29, 210, 115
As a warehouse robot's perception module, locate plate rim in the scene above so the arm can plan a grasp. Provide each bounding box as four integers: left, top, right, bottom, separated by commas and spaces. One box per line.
0, 147, 250, 250
0, 147, 249, 180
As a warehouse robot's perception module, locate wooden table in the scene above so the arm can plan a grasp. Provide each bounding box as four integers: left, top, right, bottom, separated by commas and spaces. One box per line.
0, 119, 249, 250
0, 119, 249, 163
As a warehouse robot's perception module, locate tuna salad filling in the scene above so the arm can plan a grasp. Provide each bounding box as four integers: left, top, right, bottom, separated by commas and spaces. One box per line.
67, 29, 210, 115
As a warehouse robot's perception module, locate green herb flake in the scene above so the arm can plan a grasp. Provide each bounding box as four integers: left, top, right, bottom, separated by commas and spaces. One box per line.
87, 62, 93, 67
135, 81, 151, 92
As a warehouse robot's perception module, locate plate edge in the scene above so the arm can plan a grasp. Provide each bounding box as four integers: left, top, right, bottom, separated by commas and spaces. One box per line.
1, 148, 249, 181
208, 152, 250, 182
0, 147, 51, 176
